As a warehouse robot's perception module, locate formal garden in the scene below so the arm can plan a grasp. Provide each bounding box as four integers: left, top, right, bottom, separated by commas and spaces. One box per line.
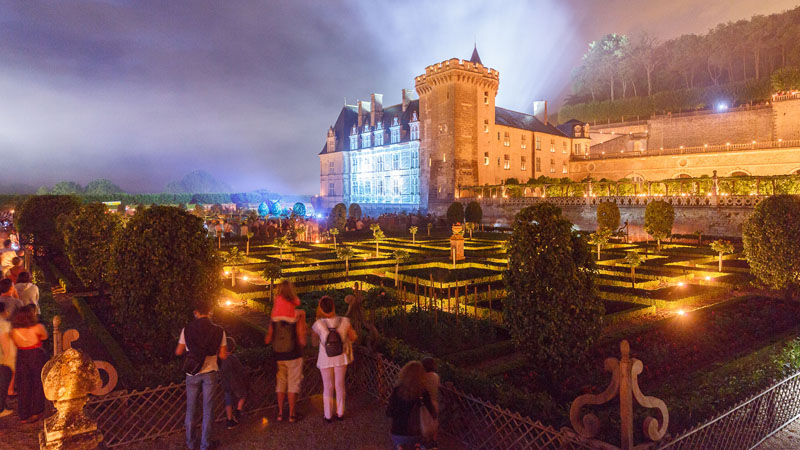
11, 192, 800, 447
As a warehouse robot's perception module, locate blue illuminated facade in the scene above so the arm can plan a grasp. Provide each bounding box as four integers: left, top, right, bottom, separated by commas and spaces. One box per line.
318, 91, 422, 213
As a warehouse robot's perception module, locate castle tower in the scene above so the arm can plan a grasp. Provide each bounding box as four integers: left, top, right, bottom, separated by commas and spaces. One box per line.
415, 47, 499, 208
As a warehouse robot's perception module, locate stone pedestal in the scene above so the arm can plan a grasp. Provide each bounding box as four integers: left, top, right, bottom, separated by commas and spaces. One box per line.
450, 236, 465, 261
39, 348, 103, 450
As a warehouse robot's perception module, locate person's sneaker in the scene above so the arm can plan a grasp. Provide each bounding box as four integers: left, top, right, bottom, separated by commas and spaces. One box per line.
0, 409, 12, 418
226, 419, 239, 429
234, 409, 242, 422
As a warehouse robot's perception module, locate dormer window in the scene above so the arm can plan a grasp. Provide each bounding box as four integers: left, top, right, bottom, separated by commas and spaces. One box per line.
503, 132, 510, 147
390, 117, 401, 144
349, 135, 358, 150
362, 132, 371, 148
409, 123, 420, 141
374, 126, 384, 146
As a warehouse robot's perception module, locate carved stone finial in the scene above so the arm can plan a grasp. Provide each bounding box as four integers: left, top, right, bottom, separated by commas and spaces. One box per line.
570, 340, 669, 450
39, 348, 103, 450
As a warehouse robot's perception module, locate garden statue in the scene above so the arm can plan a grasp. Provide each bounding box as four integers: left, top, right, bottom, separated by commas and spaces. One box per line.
39, 348, 103, 450
569, 340, 669, 450
450, 223, 465, 266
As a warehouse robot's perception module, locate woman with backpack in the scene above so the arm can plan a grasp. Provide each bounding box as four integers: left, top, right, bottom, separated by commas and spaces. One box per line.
386, 361, 437, 450
312, 296, 357, 423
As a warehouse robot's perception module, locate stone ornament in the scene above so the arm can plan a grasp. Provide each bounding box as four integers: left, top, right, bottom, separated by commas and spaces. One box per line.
569, 340, 669, 450
39, 348, 103, 450
52, 316, 118, 396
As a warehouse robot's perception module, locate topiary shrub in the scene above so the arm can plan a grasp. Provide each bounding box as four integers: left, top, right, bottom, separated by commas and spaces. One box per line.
16, 195, 81, 255
504, 202, 602, 382
107, 206, 220, 359
464, 201, 483, 225
596, 201, 620, 232
62, 203, 121, 289
644, 200, 674, 251
446, 202, 464, 225
743, 195, 800, 296
328, 203, 347, 231
348, 203, 362, 220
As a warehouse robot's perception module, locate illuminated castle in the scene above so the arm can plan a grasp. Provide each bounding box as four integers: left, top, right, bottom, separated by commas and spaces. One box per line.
318, 47, 591, 213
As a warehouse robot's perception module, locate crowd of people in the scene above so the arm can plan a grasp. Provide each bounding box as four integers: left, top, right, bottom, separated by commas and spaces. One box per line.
177, 280, 440, 450
0, 235, 45, 425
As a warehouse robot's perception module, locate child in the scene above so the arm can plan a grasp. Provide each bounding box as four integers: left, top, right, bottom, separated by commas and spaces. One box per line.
221, 337, 248, 429
421, 357, 440, 448
271, 280, 304, 322
8, 257, 24, 284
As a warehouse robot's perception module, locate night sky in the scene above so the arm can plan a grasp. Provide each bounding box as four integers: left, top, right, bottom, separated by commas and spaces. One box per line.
0, 0, 795, 194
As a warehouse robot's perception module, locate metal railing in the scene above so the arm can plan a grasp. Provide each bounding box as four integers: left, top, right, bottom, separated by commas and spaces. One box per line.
657, 370, 800, 450
85, 358, 323, 447
576, 139, 800, 161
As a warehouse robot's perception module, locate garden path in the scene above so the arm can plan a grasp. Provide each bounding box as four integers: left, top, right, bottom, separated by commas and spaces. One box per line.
756, 418, 800, 449
0, 392, 464, 449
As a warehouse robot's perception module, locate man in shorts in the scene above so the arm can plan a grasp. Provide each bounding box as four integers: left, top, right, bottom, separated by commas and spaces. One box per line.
264, 308, 306, 422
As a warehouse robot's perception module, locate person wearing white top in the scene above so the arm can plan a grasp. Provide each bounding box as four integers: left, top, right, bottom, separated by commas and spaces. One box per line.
312, 296, 357, 423
0, 240, 15, 275
15, 272, 39, 313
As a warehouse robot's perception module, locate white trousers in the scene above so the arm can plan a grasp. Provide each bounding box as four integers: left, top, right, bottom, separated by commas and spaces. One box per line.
319, 365, 347, 419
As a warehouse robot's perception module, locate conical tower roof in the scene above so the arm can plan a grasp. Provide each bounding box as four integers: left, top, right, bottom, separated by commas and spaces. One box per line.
469, 44, 482, 65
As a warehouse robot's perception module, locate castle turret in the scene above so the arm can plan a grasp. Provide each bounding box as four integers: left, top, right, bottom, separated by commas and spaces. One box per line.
415, 48, 499, 207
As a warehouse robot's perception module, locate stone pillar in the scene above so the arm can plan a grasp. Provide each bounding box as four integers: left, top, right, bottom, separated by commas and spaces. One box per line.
40, 348, 103, 450
450, 224, 465, 266
712, 170, 719, 197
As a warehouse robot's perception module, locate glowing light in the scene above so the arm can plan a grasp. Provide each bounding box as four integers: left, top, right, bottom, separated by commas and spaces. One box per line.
242, 276, 249, 281
705, 276, 711, 281
715, 102, 728, 111
677, 282, 684, 287
752, 140, 757, 144
225, 300, 232, 306
224, 271, 230, 276
677, 309, 686, 316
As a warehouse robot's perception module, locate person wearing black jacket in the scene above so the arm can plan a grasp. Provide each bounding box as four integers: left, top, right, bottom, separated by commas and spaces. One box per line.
175, 299, 228, 450
386, 360, 437, 450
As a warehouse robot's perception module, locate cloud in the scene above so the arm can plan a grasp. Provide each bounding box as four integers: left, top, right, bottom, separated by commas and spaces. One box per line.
0, 0, 794, 193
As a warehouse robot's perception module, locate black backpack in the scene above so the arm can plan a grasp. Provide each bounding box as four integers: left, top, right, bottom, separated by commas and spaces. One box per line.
272, 321, 296, 354
324, 318, 344, 357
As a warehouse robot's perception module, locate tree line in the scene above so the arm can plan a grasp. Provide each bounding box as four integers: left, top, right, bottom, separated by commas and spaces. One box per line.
567, 7, 800, 108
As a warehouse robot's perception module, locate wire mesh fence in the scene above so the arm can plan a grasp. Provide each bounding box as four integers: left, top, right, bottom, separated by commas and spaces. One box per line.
657, 370, 800, 450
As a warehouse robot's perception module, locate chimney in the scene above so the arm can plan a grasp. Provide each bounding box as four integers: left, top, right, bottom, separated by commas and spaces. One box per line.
544, 101, 548, 126
533, 100, 548, 125
370, 93, 383, 127
357, 100, 363, 128
402, 89, 409, 112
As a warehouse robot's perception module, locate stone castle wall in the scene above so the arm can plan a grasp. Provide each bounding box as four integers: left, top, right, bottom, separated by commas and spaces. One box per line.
460, 196, 761, 239
647, 107, 774, 149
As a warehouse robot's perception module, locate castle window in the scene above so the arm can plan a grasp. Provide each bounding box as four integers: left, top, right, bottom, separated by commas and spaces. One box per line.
503, 132, 510, 147
550, 139, 555, 153
562, 141, 567, 154
443, 154, 446, 163
393, 153, 399, 170
378, 179, 384, 196
497, 132, 500, 140
550, 159, 555, 173
484, 120, 489, 133
329, 182, 335, 196
393, 178, 400, 195
350, 135, 358, 150
328, 161, 335, 175
497, 157, 500, 167
562, 162, 568, 174
362, 133, 371, 148
503, 154, 510, 170
483, 152, 489, 165
521, 156, 527, 171
484, 91, 489, 105
376, 156, 383, 171
410, 123, 419, 140
521, 135, 527, 149
352, 181, 359, 196
574, 143, 581, 154
535, 136, 541, 151
536, 157, 541, 172
375, 130, 384, 146
411, 150, 419, 168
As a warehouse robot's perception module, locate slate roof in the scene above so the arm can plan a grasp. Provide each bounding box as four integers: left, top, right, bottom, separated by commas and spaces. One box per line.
556, 118, 588, 138
470, 45, 482, 65
494, 107, 568, 137
320, 100, 419, 155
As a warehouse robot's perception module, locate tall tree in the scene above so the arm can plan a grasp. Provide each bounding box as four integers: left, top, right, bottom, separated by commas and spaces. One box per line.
504, 203, 602, 381
742, 195, 800, 296
629, 33, 659, 96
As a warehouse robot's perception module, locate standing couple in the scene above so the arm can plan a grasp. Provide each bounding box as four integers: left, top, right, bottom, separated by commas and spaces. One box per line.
264, 281, 357, 424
